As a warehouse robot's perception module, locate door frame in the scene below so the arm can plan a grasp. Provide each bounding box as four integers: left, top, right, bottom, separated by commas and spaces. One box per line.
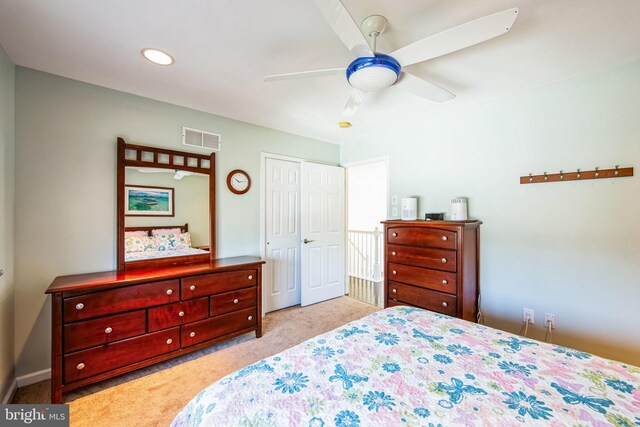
343, 156, 390, 304
259, 153, 341, 316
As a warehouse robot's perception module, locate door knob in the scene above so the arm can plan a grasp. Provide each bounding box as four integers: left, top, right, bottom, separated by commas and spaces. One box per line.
303, 239, 315, 244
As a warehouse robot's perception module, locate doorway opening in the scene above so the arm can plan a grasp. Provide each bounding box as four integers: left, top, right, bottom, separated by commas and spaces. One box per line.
345, 158, 388, 307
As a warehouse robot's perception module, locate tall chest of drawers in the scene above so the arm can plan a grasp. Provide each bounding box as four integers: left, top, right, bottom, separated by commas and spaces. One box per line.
46, 256, 264, 403
382, 220, 481, 321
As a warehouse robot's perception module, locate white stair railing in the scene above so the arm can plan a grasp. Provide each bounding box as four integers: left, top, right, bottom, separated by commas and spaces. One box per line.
347, 227, 384, 306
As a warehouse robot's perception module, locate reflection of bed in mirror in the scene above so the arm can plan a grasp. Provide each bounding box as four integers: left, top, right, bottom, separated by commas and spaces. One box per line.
124, 223, 210, 264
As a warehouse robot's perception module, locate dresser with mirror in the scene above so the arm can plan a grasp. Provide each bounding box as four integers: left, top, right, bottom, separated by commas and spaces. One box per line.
46, 138, 263, 403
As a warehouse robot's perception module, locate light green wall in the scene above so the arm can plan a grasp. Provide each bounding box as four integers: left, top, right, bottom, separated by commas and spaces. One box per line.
342, 60, 640, 364
13, 67, 339, 376
124, 169, 210, 247
0, 44, 15, 399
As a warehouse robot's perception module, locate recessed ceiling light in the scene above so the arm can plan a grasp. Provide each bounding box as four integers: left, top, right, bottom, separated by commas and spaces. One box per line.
141, 48, 174, 66
338, 121, 352, 128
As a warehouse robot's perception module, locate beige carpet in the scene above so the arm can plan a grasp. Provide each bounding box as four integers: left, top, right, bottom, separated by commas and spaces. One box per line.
13, 296, 380, 426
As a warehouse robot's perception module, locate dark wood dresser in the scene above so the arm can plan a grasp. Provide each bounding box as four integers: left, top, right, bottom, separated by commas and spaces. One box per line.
46, 256, 264, 403
382, 220, 481, 322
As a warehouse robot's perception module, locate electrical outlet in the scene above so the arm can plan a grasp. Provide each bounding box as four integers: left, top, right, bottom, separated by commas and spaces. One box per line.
523, 308, 535, 325
391, 207, 398, 217
544, 313, 556, 329
392, 195, 398, 206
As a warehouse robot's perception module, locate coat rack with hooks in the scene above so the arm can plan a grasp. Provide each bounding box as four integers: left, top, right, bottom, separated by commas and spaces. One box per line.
520, 165, 633, 184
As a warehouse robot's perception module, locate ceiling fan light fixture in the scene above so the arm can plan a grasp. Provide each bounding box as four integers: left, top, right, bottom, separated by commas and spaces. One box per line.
141, 48, 175, 66
346, 53, 400, 92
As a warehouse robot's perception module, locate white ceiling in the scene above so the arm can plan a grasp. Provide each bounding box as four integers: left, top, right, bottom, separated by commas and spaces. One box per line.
0, 0, 639, 144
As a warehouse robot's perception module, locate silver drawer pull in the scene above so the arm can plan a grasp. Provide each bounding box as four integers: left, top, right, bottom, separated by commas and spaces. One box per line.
233, 299, 239, 304
248, 316, 253, 321
441, 258, 447, 263
392, 289, 397, 294
189, 285, 196, 291
442, 236, 448, 241
166, 289, 173, 295
392, 232, 398, 237
391, 251, 396, 256
75, 303, 84, 310
189, 332, 196, 338
442, 302, 448, 307
248, 275, 253, 280
442, 280, 448, 285
76, 363, 85, 370
392, 270, 397, 275
104, 327, 113, 334
166, 338, 173, 344
178, 311, 185, 317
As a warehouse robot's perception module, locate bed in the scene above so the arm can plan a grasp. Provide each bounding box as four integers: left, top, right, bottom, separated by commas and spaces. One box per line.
124, 223, 209, 263
171, 306, 640, 426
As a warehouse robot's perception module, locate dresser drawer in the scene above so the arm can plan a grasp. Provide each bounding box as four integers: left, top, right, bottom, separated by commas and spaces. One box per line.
182, 270, 257, 300
148, 297, 209, 332
181, 307, 257, 347
387, 227, 457, 250
64, 279, 180, 322
210, 287, 257, 316
64, 310, 146, 354
388, 262, 457, 293
388, 244, 457, 272
64, 327, 180, 383
388, 281, 457, 316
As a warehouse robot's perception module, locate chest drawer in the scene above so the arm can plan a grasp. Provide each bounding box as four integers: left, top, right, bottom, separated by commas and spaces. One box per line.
388, 281, 457, 316
64, 310, 146, 354
64, 327, 180, 383
148, 297, 209, 332
388, 245, 457, 272
182, 270, 257, 300
181, 307, 257, 347
388, 262, 457, 292
210, 287, 257, 316
64, 279, 180, 322
387, 227, 457, 250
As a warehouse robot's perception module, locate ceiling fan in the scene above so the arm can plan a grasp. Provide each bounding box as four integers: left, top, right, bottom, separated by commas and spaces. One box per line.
264, 0, 519, 116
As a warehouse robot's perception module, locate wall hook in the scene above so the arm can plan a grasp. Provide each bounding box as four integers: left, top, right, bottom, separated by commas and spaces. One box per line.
615, 165, 620, 176
595, 167, 599, 178
577, 168, 581, 179
543, 172, 548, 181
559, 170, 564, 180
529, 173, 533, 183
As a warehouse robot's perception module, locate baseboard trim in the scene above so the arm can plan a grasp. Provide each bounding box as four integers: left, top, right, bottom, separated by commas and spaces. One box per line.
2, 378, 17, 404
16, 369, 51, 388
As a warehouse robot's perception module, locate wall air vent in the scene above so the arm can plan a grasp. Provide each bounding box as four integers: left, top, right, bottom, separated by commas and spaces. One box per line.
182, 127, 221, 151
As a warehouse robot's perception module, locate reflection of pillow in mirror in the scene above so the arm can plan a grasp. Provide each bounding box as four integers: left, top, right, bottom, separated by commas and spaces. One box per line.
155, 233, 192, 251
174, 232, 192, 250
151, 228, 182, 236
125, 236, 156, 253
125, 230, 148, 237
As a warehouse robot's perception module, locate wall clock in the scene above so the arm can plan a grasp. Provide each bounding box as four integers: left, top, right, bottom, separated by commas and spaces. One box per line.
226, 169, 251, 194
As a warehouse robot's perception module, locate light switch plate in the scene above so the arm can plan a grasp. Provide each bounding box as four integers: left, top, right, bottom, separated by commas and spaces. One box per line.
392, 195, 398, 206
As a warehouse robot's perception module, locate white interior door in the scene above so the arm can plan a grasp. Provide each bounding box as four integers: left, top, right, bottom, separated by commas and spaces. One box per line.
301, 162, 346, 306
264, 158, 301, 312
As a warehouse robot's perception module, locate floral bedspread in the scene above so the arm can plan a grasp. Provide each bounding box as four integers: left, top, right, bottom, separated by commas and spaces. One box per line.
124, 247, 208, 262
171, 307, 640, 426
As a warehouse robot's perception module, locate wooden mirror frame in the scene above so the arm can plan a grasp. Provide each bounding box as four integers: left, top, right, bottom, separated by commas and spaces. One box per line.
116, 137, 216, 272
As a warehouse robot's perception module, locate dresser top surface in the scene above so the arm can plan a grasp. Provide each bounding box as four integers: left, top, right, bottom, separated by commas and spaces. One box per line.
46, 256, 264, 294
382, 220, 482, 229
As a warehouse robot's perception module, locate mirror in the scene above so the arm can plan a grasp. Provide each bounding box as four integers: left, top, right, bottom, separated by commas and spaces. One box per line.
116, 138, 215, 271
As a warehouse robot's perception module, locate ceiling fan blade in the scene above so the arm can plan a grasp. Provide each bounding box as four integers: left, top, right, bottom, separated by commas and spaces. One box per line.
264, 67, 346, 82
312, 0, 374, 58
342, 89, 366, 117
393, 72, 455, 103
391, 7, 519, 67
